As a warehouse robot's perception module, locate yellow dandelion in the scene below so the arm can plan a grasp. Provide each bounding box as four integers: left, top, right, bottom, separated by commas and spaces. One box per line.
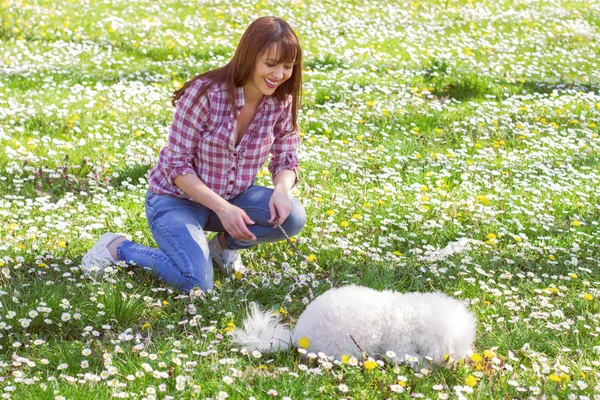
57, 240, 67, 248
298, 337, 310, 349
569, 273, 577, 279
465, 375, 477, 387
234, 271, 243, 280
560, 373, 570, 383
340, 221, 349, 227
363, 360, 378, 370
583, 293, 593, 301
341, 355, 350, 364
483, 349, 496, 358
307, 254, 317, 263
571, 220, 581, 227
476, 195, 490, 206
485, 233, 496, 240
325, 209, 335, 216
470, 353, 482, 363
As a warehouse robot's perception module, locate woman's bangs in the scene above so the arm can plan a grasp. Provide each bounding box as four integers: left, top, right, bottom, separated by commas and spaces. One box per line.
272, 36, 300, 64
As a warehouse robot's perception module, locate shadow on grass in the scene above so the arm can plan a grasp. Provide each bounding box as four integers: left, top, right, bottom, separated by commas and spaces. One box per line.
429, 75, 600, 103
0, 163, 152, 201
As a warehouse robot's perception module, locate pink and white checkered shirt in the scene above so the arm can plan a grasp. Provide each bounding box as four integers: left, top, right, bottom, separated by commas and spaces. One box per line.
148, 78, 300, 201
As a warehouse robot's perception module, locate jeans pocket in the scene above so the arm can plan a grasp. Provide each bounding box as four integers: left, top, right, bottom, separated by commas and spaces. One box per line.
145, 191, 158, 219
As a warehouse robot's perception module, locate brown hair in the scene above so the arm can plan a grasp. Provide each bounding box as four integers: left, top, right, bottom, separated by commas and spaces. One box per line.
172, 16, 302, 130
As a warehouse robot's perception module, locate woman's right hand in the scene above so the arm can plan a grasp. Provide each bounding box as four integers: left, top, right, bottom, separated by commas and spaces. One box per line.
216, 204, 256, 241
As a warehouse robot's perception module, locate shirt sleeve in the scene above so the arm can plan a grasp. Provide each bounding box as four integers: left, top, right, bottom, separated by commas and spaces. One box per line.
159, 82, 210, 184
268, 97, 300, 185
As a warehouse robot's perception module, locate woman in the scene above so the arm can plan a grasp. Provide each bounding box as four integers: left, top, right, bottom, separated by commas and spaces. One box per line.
82, 16, 306, 292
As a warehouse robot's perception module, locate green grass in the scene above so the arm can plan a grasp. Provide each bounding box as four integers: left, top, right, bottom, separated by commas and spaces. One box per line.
1, 0, 600, 398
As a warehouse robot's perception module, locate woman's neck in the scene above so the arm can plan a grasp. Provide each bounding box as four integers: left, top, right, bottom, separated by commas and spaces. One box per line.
242, 83, 264, 107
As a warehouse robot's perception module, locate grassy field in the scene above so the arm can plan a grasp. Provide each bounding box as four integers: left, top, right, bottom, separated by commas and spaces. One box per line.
1, 0, 600, 398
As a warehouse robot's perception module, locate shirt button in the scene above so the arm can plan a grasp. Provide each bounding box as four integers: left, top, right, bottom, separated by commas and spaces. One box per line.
233, 152, 238, 157
226, 192, 231, 196
229, 180, 234, 184
231, 166, 236, 171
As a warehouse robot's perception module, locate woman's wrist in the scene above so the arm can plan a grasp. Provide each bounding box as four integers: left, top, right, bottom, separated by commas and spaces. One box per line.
273, 169, 296, 192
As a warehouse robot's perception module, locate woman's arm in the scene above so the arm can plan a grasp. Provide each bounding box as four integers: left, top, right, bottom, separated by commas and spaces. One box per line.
174, 174, 256, 241
269, 169, 297, 224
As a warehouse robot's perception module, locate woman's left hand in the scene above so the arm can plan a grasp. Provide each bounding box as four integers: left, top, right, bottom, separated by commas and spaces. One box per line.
269, 186, 291, 225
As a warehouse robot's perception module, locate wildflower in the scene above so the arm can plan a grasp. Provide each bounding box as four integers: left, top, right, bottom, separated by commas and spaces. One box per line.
267, 389, 278, 396
583, 293, 593, 301
476, 195, 490, 206
549, 374, 561, 383
572, 220, 581, 227
483, 350, 496, 358
307, 254, 317, 263
470, 353, 482, 363
298, 337, 310, 349
363, 360, 378, 370
390, 384, 404, 393
338, 384, 349, 393
465, 375, 477, 387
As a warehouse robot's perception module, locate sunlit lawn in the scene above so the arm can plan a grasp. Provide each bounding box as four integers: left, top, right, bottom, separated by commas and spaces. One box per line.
1, 0, 600, 399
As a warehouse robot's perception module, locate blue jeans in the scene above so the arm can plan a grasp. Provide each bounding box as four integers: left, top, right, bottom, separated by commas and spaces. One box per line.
116, 185, 306, 292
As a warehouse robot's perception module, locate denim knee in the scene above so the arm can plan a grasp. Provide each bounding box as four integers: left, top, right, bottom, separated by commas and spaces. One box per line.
281, 197, 306, 237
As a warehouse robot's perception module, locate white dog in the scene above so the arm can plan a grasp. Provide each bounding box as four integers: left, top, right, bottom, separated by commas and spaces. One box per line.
233, 285, 476, 365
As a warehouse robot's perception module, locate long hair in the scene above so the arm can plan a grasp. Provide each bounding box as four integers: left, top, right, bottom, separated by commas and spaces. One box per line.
172, 16, 302, 130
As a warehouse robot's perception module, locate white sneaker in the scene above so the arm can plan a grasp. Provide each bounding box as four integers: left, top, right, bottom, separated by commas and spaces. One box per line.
82, 233, 125, 274
208, 234, 246, 276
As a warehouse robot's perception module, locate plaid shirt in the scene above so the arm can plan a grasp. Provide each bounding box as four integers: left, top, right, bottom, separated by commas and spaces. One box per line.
148, 78, 300, 201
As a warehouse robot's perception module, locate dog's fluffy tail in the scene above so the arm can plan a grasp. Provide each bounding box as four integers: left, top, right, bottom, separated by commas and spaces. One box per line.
232, 303, 292, 352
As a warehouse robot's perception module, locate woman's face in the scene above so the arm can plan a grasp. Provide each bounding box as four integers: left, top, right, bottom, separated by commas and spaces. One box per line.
244, 43, 295, 101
